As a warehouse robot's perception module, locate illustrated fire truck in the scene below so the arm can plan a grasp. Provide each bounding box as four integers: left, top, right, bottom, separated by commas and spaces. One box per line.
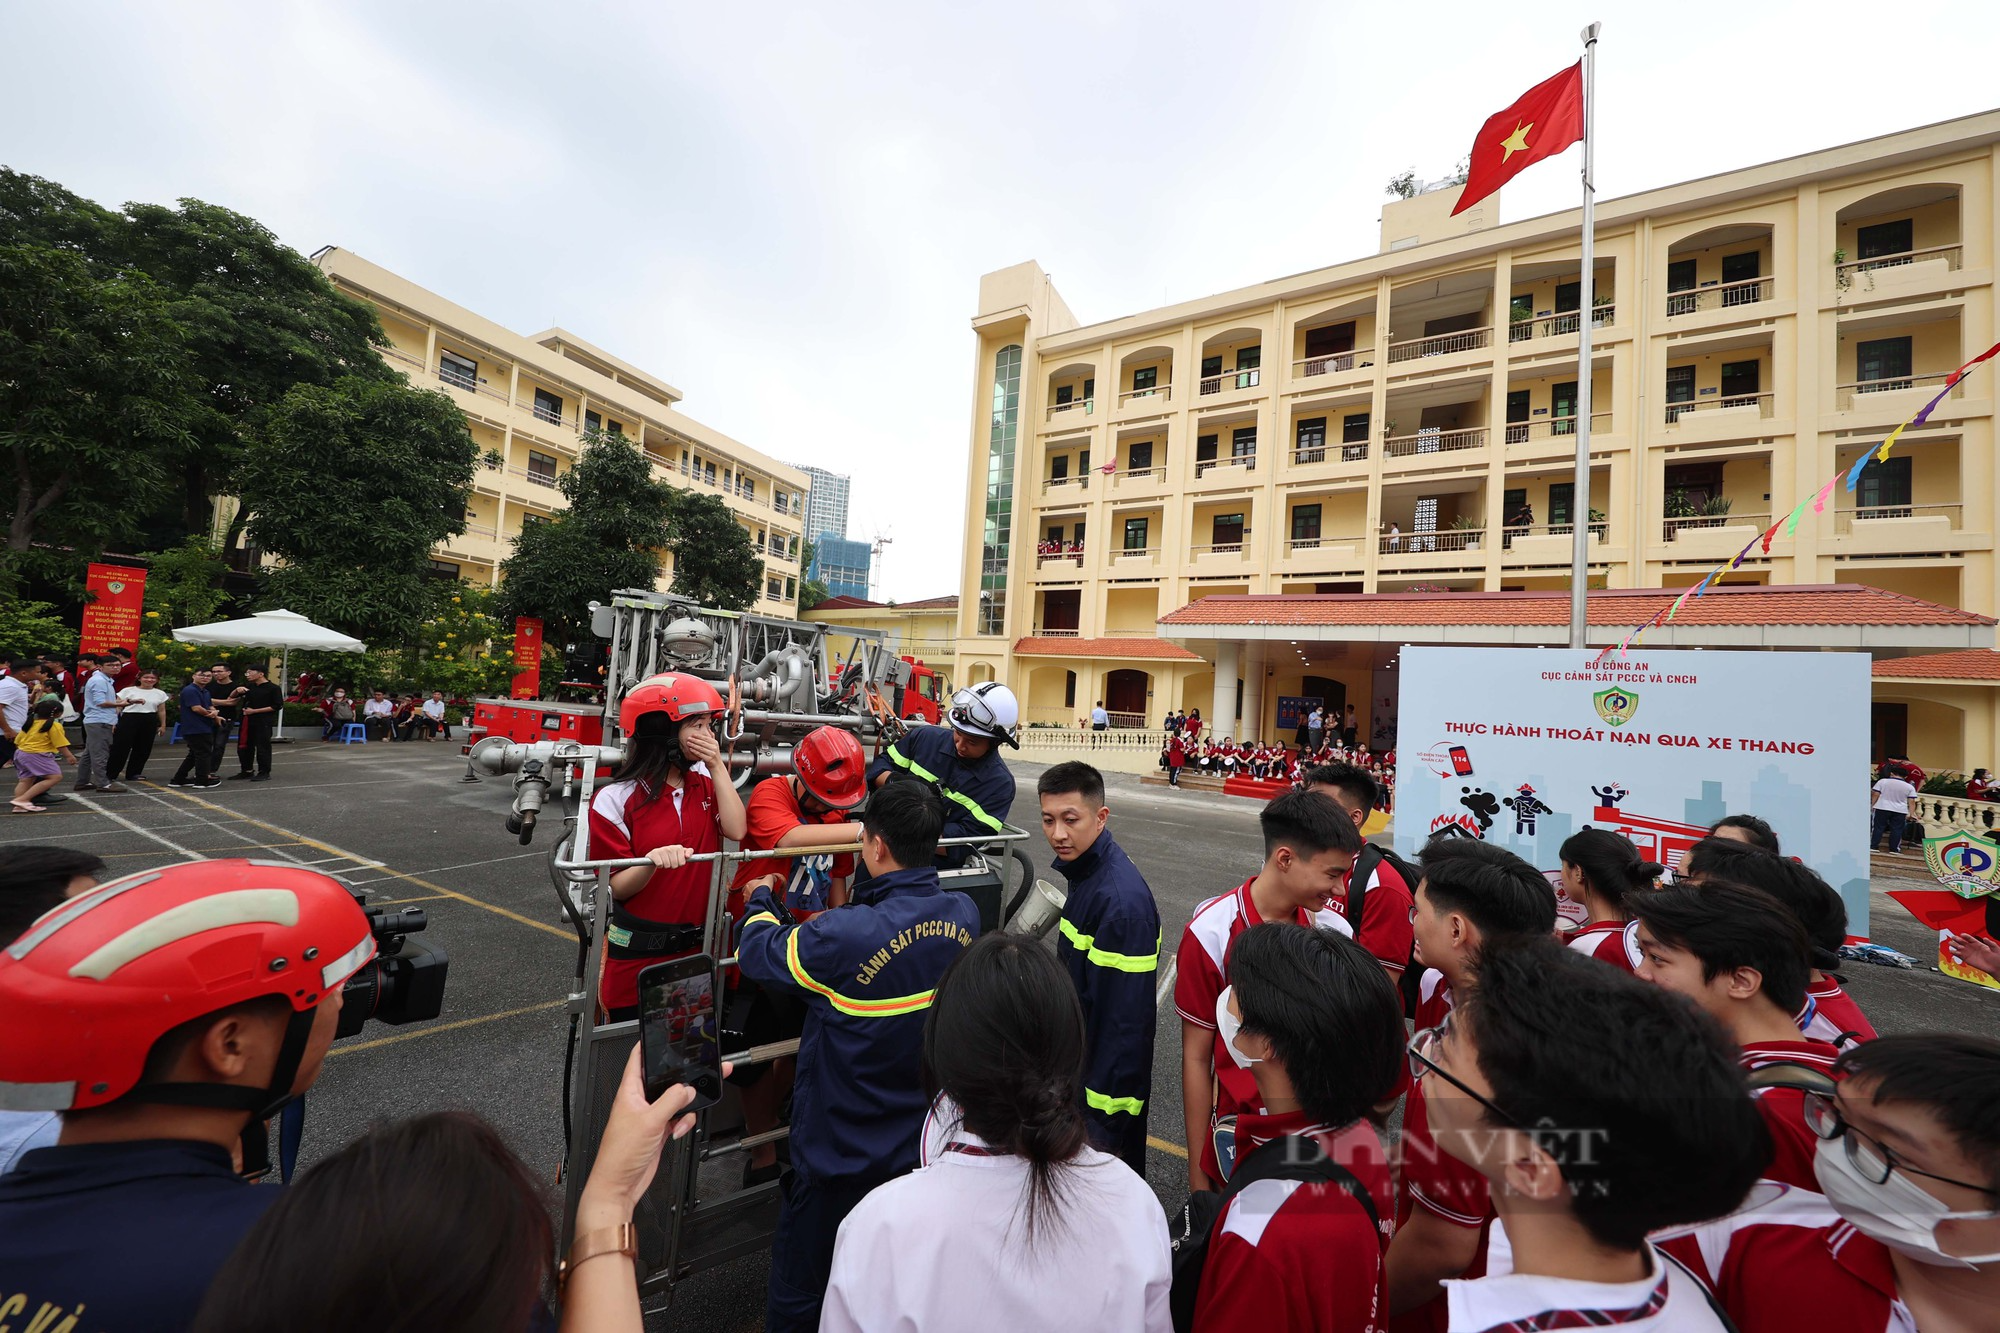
1588, 802, 1708, 878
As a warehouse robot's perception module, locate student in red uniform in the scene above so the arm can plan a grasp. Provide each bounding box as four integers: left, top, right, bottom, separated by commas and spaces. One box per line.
1662, 1033, 2000, 1333
725, 725, 867, 1184
589, 672, 748, 1019
1418, 939, 1769, 1333
1386, 839, 1559, 1330
1303, 763, 1415, 979
1556, 827, 1661, 972
1629, 881, 1835, 1191
1192, 924, 1404, 1333
1175, 790, 1361, 1193
1680, 836, 1877, 1047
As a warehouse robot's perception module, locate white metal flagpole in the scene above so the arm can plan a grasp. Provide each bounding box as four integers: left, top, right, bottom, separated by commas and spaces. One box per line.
1569, 21, 1601, 650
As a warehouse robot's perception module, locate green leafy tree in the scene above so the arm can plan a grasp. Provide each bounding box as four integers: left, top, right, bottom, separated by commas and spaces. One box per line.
133, 537, 237, 676
0, 598, 77, 662
797, 539, 829, 610
668, 490, 765, 612
499, 432, 675, 645
240, 378, 478, 641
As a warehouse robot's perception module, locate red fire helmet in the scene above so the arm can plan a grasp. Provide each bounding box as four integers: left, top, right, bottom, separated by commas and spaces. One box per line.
618, 671, 725, 737
794, 725, 866, 810
0, 859, 373, 1113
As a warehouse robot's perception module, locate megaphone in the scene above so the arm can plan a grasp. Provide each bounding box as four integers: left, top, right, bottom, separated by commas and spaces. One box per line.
1006, 878, 1068, 939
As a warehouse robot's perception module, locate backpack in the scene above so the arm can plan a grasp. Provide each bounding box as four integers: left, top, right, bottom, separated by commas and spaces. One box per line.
1166, 1134, 1381, 1333
1349, 842, 1428, 1016
330, 698, 355, 722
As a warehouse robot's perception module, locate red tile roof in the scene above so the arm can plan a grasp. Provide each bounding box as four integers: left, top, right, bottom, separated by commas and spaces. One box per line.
804, 594, 958, 613
1013, 636, 1206, 661
1158, 584, 1992, 628
1873, 650, 2000, 681
897, 595, 960, 610
806, 595, 884, 611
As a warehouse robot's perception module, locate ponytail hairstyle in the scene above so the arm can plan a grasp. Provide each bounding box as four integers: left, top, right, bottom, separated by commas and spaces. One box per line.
1559, 827, 1663, 918
610, 711, 696, 798
26, 695, 62, 736
922, 932, 1090, 1247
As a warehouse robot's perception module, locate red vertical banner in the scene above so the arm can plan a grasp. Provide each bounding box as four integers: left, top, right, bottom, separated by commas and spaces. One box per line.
80, 563, 148, 654
511, 617, 543, 698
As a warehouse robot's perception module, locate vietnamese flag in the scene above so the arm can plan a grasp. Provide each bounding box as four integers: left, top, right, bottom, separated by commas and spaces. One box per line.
1452, 63, 1584, 215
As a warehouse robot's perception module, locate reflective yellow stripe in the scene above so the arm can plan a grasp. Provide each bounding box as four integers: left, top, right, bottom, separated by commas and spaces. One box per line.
1085, 1089, 1146, 1116
785, 930, 935, 1018
886, 745, 935, 782
888, 745, 1005, 833
742, 912, 780, 929
1058, 918, 1160, 974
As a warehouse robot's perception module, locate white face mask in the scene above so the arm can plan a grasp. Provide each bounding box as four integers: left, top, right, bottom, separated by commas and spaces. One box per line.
1813, 1137, 2000, 1268
1214, 986, 1262, 1070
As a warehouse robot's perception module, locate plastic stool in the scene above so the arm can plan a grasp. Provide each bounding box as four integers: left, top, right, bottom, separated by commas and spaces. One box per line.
170, 723, 182, 745
337, 722, 367, 745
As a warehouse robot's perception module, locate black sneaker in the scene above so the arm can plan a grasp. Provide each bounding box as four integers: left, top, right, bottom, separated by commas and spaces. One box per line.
197, 779, 224, 789
168, 778, 193, 788
227, 772, 255, 781
250, 774, 270, 781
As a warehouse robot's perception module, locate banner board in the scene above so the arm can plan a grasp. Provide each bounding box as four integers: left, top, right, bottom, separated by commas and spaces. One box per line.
79, 563, 148, 655
1274, 695, 1322, 735
1395, 646, 1874, 934
511, 617, 544, 699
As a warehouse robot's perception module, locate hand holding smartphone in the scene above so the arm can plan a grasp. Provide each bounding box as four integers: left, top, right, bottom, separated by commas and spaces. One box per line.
636, 955, 724, 1109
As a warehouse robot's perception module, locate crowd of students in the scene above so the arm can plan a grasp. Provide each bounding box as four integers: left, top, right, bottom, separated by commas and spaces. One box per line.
1160, 729, 1397, 802
2, 719, 1997, 1332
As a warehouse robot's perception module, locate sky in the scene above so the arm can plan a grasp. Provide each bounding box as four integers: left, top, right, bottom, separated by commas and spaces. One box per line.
7, 2, 1998, 601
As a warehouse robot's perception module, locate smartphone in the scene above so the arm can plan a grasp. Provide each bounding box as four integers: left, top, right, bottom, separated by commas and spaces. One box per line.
1449, 745, 1474, 777
637, 955, 723, 1110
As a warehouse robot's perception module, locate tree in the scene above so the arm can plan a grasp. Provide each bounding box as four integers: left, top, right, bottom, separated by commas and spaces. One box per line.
1385, 168, 1418, 200
239, 378, 478, 641
667, 490, 765, 612
796, 540, 829, 611
0, 244, 199, 592
0, 597, 76, 662
498, 431, 676, 645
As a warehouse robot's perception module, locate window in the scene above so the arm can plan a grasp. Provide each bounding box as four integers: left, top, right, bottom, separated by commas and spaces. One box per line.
1667, 258, 1698, 315
1721, 251, 1762, 305
1078, 449, 1090, 476
1195, 433, 1219, 477
1295, 417, 1326, 462
585, 409, 602, 434
1555, 281, 1581, 314
1128, 439, 1154, 472
1856, 456, 1913, 515
1552, 380, 1578, 433
742, 477, 757, 501
427, 559, 461, 578
1231, 426, 1257, 464
1124, 517, 1149, 551
1055, 384, 1074, 405
1064, 671, 1077, 709
1132, 366, 1157, 393
1304, 322, 1355, 359
768, 578, 784, 600
1857, 218, 1914, 262
521, 512, 549, 528
1720, 361, 1761, 406
1051, 454, 1069, 481
526, 450, 559, 485
1856, 337, 1913, 390
979, 345, 1022, 636
704, 461, 717, 485
785, 576, 796, 600
439, 350, 477, 391
1290, 504, 1322, 547
1083, 377, 1095, 402
1200, 354, 1223, 377
1211, 513, 1245, 549
1340, 414, 1370, 455
1505, 389, 1531, 443
533, 388, 563, 425
1665, 365, 1696, 421
1046, 525, 1065, 545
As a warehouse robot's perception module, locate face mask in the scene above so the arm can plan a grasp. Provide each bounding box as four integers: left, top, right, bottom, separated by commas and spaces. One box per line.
1214, 987, 1262, 1070
1813, 1137, 2000, 1268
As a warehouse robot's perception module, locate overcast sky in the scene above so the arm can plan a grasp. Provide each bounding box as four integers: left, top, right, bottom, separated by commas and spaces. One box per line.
8, 2, 1997, 600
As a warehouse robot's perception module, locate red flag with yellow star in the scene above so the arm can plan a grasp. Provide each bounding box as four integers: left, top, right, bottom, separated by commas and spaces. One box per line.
1451, 63, 1584, 215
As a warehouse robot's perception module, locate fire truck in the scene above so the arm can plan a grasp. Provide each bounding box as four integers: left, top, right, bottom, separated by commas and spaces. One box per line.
464, 589, 1038, 1306
893, 656, 949, 725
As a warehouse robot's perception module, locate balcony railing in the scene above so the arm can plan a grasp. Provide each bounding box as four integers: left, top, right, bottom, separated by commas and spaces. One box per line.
1190, 540, 1251, 559
1501, 520, 1607, 549
1664, 393, 1774, 425
1028, 627, 1080, 637
1118, 385, 1172, 407
383, 347, 515, 405
1044, 397, 1095, 422
1834, 371, 1967, 412
507, 465, 561, 489
1380, 529, 1483, 554
1041, 474, 1091, 496
1112, 465, 1165, 485
1195, 454, 1257, 479
1290, 441, 1370, 465
1507, 305, 1615, 343
1035, 551, 1085, 568
1384, 426, 1487, 457
1292, 349, 1374, 379
1665, 275, 1772, 316
459, 523, 499, 540
1662, 512, 1768, 541
1199, 366, 1263, 396
528, 400, 568, 427
1504, 412, 1611, 445
1837, 244, 1963, 280
1284, 535, 1364, 554
1113, 546, 1161, 563
1387, 327, 1492, 362
1833, 503, 1963, 533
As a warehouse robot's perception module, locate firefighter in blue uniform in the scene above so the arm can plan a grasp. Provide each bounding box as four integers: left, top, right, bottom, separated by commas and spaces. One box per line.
1037, 760, 1160, 1173
736, 779, 981, 1333
866, 681, 1020, 868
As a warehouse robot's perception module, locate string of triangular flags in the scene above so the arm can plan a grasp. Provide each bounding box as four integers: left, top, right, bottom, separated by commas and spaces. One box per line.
1593, 336, 2000, 666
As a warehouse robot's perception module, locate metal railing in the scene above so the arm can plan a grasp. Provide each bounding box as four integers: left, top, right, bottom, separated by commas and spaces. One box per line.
1834, 503, 1963, 533
1387, 327, 1491, 362
1199, 366, 1263, 395
1041, 474, 1091, 495
1293, 349, 1373, 378
1837, 243, 1962, 280
1384, 426, 1487, 457
1035, 551, 1085, 567
1664, 393, 1774, 425
1112, 546, 1162, 563
507, 465, 561, 488
1662, 512, 1767, 541
1285, 535, 1364, 554
459, 523, 499, 540
1112, 465, 1165, 485
1044, 397, 1095, 421
1504, 412, 1611, 445
1665, 275, 1772, 316
1834, 371, 1967, 412
1288, 441, 1370, 464
1380, 529, 1482, 554
1507, 305, 1615, 342
1195, 454, 1256, 479
1501, 520, 1607, 549
1118, 385, 1172, 407
1190, 540, 1251, 559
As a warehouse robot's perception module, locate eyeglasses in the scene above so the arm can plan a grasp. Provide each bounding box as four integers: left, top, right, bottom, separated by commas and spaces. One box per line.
1406, 1018, 1526, 1131
1803, 1092, 2000, 1197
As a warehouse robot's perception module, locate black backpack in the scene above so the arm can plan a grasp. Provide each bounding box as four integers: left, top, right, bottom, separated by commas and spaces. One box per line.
1166, 1134, 1381, 1333
1349, 842, 1428, 1016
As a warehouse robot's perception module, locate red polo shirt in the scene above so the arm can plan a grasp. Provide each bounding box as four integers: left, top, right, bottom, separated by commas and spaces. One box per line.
1661, 1185, 1904, 1333
1336, 856, 1415, 978
728, 775, 855, 918
1741, 1037, 1842, 1192
1800, 977, 1878, 1048
588, 766, 720, 1010
1393, 970, 1494, 1333
1564, 920, 1637, 973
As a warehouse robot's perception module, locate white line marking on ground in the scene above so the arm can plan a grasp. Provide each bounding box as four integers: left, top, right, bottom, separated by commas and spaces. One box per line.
69, 794, 213, 860
341, 849, 542, 886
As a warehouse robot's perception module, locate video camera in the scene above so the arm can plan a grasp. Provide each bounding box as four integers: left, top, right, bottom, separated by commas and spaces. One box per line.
334, 888, 450, 1040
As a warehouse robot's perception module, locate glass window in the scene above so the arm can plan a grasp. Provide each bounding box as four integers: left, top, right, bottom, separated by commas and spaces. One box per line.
1341, 413, 1370, 445
1128, 439, 1154, 472
1856, 337, 1913, 388
1124, 517, 1149, 551
439, 350, 477, 390
1291, 504, 1322, 544
1857, 218, 1914, 261
979, 346, 1022, 635
1211, 513, 1245, 548
1231, 426, 1257, 460
585, 409, 602, 434
526, 450, 559, 485
1131, 366, 1157, 393
533, 388, 563, 425
1295, 417, 1326, 462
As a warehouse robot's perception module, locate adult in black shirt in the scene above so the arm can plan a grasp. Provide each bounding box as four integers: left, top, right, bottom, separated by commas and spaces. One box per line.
231, 666, 285, 780
208, 662, 245, 745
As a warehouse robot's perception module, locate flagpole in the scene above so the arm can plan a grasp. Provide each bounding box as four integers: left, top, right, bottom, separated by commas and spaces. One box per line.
1569, 21, 1600, 650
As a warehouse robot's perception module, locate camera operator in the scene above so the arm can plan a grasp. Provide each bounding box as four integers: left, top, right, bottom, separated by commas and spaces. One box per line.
0, 859, 374, 1328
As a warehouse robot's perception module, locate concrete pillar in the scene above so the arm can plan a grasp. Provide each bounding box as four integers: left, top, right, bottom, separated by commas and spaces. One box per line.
1241, 642, 1265, 743
1212, 641, 1240, 741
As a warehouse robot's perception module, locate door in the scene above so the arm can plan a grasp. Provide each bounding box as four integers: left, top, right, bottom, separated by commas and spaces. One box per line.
1549, 482, 1576, 529
1291, 503, 1322, 549
1856, 218, 1914, 264
1131, 365, 1157, 394
1128, 439, 1154, 472
1039, 589, 1080, 632
1200, 354, 1223, 393
1051, 455, 1069, 481
1054, 384, 1074, 405
1665, 365, 1697, 422
1505, 390, 1531, 444
1341, 413, 1371, 458
1720, 360, 1761, 407
1552, 380, 1578, 434
1413, 496, 1438, 552
1211, 512, 1245, 551
1666, 258, 1698, 314
1124, 517, 1150, 551
1235, 346, 1261, 389
1295, 417, 1326, 463
1196, 433, 1218, 476
1232, 426, 1257, 465
1856, 336, 1914, 391
1304, 322, 1356, 360
1553, 280, 1581, 332
1104, 670, 1149, 726
1721, 251, 1762, 305
1871, 702, 1908, 765
1508, 293, 1535, 341
1856, 456, 1913, 518
1502, 487, 1528, 546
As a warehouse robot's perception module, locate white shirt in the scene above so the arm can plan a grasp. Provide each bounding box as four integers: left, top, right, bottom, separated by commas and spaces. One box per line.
0, 675, 27, 733
364, 698, 395, 719
422, 699, 446, 721
822, 1129, 1171, 1333
0, 1110, 59, 1174
117, 687, 170, 716
1871, 778, 1916, 813
1448, 1220, 1724, 1332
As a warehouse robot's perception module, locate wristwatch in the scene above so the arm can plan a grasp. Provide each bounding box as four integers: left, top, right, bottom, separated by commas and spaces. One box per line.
558, 1223, 638, 1289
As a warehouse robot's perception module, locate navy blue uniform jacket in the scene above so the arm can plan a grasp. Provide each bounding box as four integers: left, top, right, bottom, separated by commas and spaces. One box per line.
1052, 831, 1161, 1173
865, 725, 1016, 867
737, 865, 980, 1183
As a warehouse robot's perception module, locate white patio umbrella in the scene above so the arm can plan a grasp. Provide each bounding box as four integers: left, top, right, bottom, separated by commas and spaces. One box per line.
173, 609, 368, 739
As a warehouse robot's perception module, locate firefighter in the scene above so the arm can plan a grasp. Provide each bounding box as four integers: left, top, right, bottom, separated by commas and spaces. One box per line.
588, 671, 748, 1018
866, 681, 1019, 868
735, 779, 981, 1333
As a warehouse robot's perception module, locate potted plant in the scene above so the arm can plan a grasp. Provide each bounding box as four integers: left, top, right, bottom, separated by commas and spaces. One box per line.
1450, 512, 1482, 550
1699, 495, 1733, 528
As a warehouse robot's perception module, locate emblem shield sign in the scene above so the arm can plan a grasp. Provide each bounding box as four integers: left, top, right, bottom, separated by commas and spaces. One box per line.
1592, 687, 1639, 728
